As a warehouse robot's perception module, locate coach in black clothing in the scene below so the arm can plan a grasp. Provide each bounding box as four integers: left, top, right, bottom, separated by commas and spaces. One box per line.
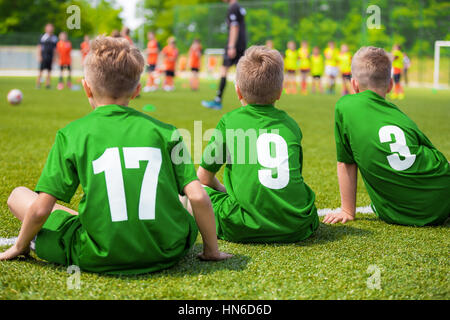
202, 0, 247, 110
37, 23, 58, 89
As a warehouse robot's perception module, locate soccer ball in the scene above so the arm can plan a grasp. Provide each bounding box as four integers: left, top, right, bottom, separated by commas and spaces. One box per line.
7, 89, 23, 105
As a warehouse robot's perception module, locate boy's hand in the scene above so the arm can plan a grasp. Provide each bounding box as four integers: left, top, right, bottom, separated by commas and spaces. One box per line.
198, 250, 233, 261
323, 210, 355, 224
0, 244, 30, 261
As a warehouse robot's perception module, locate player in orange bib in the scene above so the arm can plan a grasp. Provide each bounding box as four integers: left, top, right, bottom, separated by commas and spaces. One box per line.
188, 39, 202, 91
161, 37, 179, 91
56, 32, 72, 90
80, 35, 90, 67
144, 31, 159, 92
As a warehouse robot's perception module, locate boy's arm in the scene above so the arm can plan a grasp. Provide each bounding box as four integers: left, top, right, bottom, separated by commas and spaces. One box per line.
323, 162, 357, 224
0, 192, 56, 260
183, 180, 231, 261
197, 167, 226, 193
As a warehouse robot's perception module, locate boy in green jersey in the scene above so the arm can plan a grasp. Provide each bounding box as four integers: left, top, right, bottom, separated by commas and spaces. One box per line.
198, 46, 319, 243
0, 37, 231, 273
324, 46, 450, 226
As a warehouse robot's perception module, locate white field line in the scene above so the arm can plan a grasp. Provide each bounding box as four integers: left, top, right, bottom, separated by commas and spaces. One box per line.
0, 206, 374, 246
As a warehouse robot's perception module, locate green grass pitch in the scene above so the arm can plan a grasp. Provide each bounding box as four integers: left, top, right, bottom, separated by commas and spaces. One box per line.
0, 77, 449, 299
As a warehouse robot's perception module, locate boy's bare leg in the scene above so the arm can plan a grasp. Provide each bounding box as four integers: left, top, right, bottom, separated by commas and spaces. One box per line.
7, 186, 78, 222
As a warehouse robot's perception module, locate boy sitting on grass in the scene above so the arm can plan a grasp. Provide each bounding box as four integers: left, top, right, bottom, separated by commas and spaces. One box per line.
0, 36, 231, 273
197, 46, 319, 243
324, 46, 449, 226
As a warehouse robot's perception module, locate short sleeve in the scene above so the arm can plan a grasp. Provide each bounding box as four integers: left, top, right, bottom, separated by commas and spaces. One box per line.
200, 118, 227, 173
334, 104, 355, 164
228, 5, 241, 27
169, 129, 198, 195
35, 131, 79, 203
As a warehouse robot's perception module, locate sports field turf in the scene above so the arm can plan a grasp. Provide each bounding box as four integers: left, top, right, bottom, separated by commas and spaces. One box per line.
0, 77, 449, 299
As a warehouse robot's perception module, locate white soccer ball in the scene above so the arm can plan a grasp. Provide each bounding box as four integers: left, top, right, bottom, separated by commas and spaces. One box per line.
7, 89, 23, 105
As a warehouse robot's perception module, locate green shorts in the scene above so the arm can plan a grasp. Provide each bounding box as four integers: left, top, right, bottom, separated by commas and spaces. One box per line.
205, 187, 318, 243
35, 210, 81, 266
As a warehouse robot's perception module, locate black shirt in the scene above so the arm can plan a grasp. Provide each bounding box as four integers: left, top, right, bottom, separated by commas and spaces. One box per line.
226, 2, 247, 51
39, 33, 58, 60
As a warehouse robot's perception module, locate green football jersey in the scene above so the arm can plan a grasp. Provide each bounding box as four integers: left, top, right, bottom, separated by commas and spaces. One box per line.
35, 104, 198, 274
200, 104, 319, 242
335, 90, 450, 226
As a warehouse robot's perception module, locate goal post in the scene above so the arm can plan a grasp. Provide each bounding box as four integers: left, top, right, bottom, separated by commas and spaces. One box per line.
433, 40, 450, 90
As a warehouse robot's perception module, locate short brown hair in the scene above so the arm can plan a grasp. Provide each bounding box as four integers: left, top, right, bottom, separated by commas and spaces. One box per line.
352, 46, 392, 91
84, 36, 144, 99
236, 46, 284, 105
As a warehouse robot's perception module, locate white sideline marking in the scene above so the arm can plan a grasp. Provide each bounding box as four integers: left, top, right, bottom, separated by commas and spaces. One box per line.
317, 205, 374, 216
0, 237, 17, 247
0, 207, 374, 246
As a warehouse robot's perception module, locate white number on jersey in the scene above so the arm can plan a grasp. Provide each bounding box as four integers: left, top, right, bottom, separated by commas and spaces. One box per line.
93, 147, 162, 222
378, 125, 416, 171
257, 133, 290, 189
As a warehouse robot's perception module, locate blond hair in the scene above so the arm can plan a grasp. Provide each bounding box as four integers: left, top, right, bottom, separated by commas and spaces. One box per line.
236, 46, 284, 105
352, 46, 392, 91
84, 36, 144, 99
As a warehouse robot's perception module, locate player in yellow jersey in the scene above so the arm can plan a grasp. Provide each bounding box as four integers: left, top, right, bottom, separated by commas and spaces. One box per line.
324, 41, 339, 94
338, 44, 352, 96
298, 41, 310, 95
391, 44, 405, 100
310, 46, 324, 94
284, 41, 298, 94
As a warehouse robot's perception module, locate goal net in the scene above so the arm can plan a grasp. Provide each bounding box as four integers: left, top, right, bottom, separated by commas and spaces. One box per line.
433, 41, 450, 90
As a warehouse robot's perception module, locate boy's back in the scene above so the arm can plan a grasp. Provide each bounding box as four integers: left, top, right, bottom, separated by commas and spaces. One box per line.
36, 105, 198, 274
335, 90, 450, 225
201, 104, 318, 242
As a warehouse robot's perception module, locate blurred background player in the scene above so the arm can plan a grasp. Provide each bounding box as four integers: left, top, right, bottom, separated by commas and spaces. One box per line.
298, 40, 310, 95
121, 27, 133, 45
403, 51, 411, 86
265, 39, 274, 49
310, 46, 324, 94
391, 44, 405, 99
36, 23, 58, 89
161, 36, 178, 92
56, 32, 72, 90
284, 41, 298, 95
144, 31, 159, 92
80, 35, 90, 67
111, 30, 120, 38
324, 41, 339, 94
338, 44, 352, 95
202, 0, 247, 110
188, 39, 202, 91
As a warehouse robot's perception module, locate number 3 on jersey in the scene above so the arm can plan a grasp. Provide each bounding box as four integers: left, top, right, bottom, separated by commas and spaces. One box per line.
379, 125, 416, 171
92, 147, 162, 222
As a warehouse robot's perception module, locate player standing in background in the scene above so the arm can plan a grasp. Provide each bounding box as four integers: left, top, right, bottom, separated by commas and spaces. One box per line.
121, 27, 133, 45
403, 52, 411, 86
56, 32, 72, 90
161, 37, 178, 92
265, 39, 274, 49
298, 40, 311, 95
36, 23, 58, 89
338, 44, 352, 96
188, 39, 202, 91
80, 35, 90, 67
391, 44, 405, 100
310, 46, 324, 94
324, 41, 339, 94
202, 0, 247, 110
284, 41, 298, 95
144, 31, 159, 92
